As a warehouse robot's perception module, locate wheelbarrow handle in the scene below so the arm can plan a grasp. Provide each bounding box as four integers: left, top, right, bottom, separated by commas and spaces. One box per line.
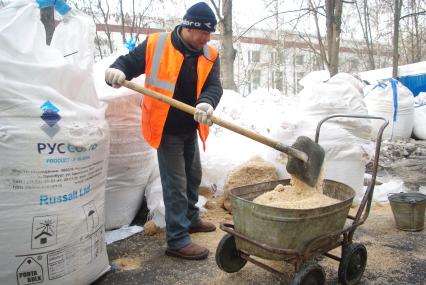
122, 80, 308, 162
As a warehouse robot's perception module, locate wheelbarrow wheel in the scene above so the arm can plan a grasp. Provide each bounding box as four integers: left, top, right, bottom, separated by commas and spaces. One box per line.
338, 243, 367, 285
292, 263, 326, 285
215, 233, 247, 273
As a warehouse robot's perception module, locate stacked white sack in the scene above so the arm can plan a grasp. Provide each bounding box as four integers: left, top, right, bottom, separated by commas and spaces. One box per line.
94, 52, 158, 230
413, 92, 426, 140
267, 72, 373, 204
0, 1, 109, 284
364, 79, 415, 140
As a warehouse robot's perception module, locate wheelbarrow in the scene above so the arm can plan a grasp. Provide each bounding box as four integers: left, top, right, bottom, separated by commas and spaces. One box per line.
215, 114, 389, 285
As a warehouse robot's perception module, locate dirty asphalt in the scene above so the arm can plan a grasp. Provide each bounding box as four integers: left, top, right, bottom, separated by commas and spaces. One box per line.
93, 139, 426, 285
92, 202, 425, 285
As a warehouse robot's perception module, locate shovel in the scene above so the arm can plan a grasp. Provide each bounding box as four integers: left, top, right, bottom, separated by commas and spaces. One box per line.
122, 80, 325, 187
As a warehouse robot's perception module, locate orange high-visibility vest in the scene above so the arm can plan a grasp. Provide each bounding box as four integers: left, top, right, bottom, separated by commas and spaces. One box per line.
142, 32, 218, 150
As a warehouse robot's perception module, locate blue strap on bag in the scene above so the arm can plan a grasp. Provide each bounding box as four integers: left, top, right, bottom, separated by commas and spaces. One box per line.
390, 79, 399, 122
36, 0, 71, 15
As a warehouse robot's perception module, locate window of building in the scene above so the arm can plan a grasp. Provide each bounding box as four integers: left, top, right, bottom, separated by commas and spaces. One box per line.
350, 58, 359, 70
296, 72, 305, 92
295, 54, 304, 66
248, 50, 260, 63
314, 56, 322, 69
274, 71, 283, 91
273, 52, 284, 64
250, 69, 261, 91
253, 69, 261, 86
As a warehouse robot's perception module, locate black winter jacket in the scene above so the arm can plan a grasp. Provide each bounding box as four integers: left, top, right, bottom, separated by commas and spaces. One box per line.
110, 25, 223, 135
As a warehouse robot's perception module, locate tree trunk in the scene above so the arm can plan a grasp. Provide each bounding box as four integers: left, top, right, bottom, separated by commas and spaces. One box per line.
392, 0, 402, 79
326, 0, 343, 77
355, 0, 376, 70
95, 31, 104, 60
219, 0, 237, 91
40, 7, 55, 45
119, 0, 126, 43
309, 0, 328, 70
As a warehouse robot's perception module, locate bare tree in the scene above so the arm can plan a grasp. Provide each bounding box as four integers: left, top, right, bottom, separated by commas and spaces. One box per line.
78, 0, 114, 54
354, 0, 376, 69
399, 0, 426, 64
392, 0, 402, 78
118, 0, 126, 43
70, 0, 114, 58
302, 0, 343, 76
105, 0, 155, 46
325, 0, 343, 76
133, 0, 154, 41
122, 0, 154, 43
308, 0, 328, 69
211, 0, 238, 91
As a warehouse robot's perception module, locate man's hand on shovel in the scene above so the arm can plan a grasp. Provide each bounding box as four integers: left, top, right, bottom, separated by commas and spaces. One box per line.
194, 103, 214, 126
105, 68, 125, 88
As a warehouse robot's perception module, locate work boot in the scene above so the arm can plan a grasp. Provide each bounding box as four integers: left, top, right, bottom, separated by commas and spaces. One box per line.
189, 220, 216, 233
165, 243, 209, 260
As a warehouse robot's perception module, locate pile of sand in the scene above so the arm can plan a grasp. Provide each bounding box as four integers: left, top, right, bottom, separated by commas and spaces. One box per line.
111, 256, 142, 271
144, 220, 159, 236
253, 170, 339, 209
222, 156, 278, 212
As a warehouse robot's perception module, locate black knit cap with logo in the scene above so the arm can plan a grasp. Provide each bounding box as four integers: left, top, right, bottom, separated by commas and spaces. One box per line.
182, 2, 217, 32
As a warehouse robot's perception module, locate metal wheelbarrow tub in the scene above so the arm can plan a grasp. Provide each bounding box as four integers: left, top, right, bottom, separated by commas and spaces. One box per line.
230, 179, 355, 260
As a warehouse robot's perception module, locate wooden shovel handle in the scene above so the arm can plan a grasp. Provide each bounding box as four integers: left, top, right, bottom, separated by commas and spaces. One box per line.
122, 80, 308, 162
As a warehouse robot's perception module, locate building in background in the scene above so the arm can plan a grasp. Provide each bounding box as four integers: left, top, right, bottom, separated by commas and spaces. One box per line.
95, 16, 392, 96
233, 28, 392, 96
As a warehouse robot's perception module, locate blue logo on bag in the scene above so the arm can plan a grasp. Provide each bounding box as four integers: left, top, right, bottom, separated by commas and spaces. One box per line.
40, 101, 61, 138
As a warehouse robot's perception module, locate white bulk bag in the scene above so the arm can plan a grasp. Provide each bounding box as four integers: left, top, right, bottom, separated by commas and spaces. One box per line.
413, 93, 426, 140
413, 104, 426, 140
299, 73, 372, 140
267, 73, 373, 203
0, 1, 109, 284
364, 79, 415, 140
103, 93, 157, 230
94, 52, 157, 230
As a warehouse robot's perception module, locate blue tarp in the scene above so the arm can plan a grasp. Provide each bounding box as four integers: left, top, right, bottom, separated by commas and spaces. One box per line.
398, 74, 426, 97
360, 61, 426, 97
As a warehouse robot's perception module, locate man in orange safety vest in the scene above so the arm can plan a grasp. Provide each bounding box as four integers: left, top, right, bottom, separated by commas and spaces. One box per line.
105, 2, 223, 260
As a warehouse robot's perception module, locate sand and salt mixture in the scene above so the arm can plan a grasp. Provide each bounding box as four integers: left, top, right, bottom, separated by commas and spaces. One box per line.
253, 170, 340, 209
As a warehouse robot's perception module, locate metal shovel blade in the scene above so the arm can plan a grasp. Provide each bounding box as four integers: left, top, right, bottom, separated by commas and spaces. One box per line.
286, 136, 325, 187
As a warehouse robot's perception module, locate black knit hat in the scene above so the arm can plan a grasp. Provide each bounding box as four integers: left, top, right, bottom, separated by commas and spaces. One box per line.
182, 2, 217, 32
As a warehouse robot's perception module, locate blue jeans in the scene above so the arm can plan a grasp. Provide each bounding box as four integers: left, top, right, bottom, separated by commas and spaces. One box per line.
157, 132, 202, 250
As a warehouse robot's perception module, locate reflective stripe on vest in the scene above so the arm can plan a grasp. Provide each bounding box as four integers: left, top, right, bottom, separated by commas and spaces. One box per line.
142, 32, 218, 149
145, 33, 175, 93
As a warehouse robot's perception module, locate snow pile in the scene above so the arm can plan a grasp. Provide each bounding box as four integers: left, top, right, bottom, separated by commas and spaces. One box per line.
200, 88, 296, 193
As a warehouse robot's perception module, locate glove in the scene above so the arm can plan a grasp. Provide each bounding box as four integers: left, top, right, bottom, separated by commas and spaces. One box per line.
194, 103, 214, 126
105, 68, 125, 88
